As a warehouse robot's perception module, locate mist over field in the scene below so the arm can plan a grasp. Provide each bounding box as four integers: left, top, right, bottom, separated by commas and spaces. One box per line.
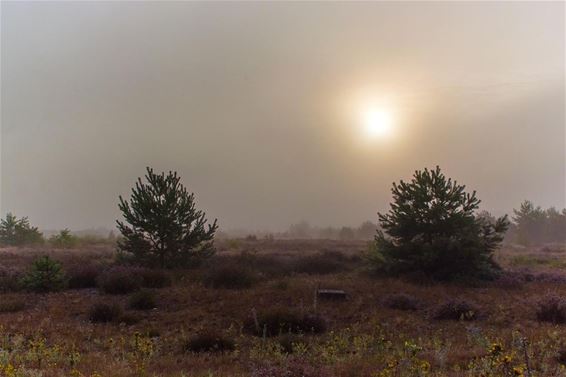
1, 1, 564, 233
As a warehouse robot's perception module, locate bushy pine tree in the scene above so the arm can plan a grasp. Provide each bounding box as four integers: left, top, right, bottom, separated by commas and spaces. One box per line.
0, 213, 43, 246
370, 166, 509, 280
117, 167, 218, 268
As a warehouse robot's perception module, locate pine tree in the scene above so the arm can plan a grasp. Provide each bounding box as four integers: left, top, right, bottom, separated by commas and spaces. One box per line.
370, 166, 509, 280
0, 213, 43, 246
116, 167, 218, 268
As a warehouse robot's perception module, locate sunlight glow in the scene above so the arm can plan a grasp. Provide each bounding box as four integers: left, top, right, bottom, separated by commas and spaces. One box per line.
361, 107, 394, 139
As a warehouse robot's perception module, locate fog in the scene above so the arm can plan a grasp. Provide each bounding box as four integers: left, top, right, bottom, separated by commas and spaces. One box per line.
1, 1, 564, 232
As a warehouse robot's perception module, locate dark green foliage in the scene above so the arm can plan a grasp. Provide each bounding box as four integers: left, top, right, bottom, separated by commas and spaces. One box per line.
370, 166, 509, 281
22, 256, 66, 293
0, 213, 43, 246
243, 308, 327, 337
97, 267, 142, 294
203, 264, 257, 289
184, 332, 235, 353
49, 229, 78, 248
116, 167, 218, 268
128, 290, 157, 310
88, 303, 122, 323
432, 300, 479, 321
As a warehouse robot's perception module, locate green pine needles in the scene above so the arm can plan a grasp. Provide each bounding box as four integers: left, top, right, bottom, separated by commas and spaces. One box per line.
370, 166, 509, 281
117, 167, 218, 268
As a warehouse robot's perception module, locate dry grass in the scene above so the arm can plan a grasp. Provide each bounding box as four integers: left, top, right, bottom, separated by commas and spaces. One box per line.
0, 241, 565, 376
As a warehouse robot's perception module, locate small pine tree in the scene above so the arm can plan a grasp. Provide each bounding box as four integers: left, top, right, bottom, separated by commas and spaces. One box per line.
370, 166, 509, 281
116, 167, 218, 268
0, 213, 43, 246
49, 229, 79, 248
23, 256, 66, 292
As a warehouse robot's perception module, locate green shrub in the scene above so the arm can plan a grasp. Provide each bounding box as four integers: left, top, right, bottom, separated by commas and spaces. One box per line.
22, 256, 66, 293
184, 332, 235, 353
369, 166, 509, 281
88, 303, 122, 323
128, 290, 157, 310
49, 229, 79, 248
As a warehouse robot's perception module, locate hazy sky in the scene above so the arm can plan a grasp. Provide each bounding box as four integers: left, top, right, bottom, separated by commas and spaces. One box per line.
1, 1, 564, 232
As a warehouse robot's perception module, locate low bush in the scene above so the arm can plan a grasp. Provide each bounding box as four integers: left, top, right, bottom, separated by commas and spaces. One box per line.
243, 308, 327, 337
88, 303, 122, 323
184, 332, 235, 353
22, 256, 66, 293
118, 312, 141, 326
49, 229, 79, 248
382, 293, 422, 311
535, 293, 566, 324
139, 269, 171, 288
97, 267, 142, 294
0, 298, 26, 313
128, 290, 157, 310
0, 267, 23, 292
293, 253, 345, 275
203, 264, 257, 289
68, 264, 100, 289
432, 299, 480, 321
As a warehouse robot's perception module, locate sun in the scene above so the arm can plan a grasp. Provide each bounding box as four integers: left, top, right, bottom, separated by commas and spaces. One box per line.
361, 107, 394, 139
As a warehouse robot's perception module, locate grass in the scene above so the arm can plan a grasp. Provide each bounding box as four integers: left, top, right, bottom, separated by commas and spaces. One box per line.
0, 240, 565, 376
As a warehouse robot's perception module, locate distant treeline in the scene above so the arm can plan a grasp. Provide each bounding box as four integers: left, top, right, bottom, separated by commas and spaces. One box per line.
507, 201, 566, 246
218, 221, 378, 241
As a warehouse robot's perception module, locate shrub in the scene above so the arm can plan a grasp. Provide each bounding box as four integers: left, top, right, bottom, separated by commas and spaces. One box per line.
116, 167, 218, 268
203, 264, 257, 289
89, 303, 122, 323
0, 213, 43, 246
22, 256, 66, 293
0, 299, 26, 313
49, 229, 79, 248
184, 332, 235, 353
118, 313, 141, 326
139, 269, 171, 288
97, 267, 142, 294
535, 293, 566, 324
128, 290, 157, 310
68, 264, 100, 289
433, 299, 480, 321
0, 267, 23, 292
369, 166, 509, 281
243, 308, 327, 337
382, 293, 422, 311
293, 254, 344, 275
